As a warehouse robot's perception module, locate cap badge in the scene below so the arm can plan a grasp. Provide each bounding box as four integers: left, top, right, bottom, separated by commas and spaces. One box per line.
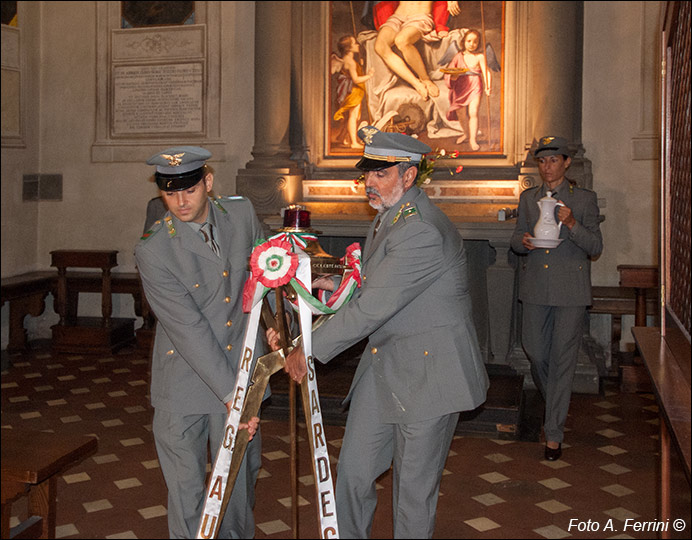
540, 137, 555, 146
161, 153, 185, 166
361, 127, 378, 145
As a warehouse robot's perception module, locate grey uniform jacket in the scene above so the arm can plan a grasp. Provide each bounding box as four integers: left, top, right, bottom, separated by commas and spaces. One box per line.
510, 182, 603, 306
312, 186, 489, 424
135, 196, 266, 414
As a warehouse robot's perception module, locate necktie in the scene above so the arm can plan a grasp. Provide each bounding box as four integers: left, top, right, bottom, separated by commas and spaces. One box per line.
200, 222, 220, 257
373, 216, 382, 238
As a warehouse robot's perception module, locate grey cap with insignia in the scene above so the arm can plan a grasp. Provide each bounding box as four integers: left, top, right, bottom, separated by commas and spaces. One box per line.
147, 146, 211, 191
356, 126, 431, 171
534, 136, 570, 158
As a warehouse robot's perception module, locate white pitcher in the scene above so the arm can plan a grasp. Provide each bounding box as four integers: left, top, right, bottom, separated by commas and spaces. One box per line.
533, 191, 565, 240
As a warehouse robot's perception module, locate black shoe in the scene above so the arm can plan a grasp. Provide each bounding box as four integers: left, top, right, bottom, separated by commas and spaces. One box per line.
544, 443, 562, 461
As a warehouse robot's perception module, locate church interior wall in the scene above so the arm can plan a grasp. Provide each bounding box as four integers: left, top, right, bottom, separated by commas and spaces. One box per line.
582, 1, 662, 352
1, 1, 663, 355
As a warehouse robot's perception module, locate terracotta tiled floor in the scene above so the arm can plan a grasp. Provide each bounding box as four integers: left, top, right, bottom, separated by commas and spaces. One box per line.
1, 342, 689, 539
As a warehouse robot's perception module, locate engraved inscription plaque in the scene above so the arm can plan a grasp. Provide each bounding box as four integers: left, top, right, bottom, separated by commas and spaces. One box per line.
112, 63, 203, 135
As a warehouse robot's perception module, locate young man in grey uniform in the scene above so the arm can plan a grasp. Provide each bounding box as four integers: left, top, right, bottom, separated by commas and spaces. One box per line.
272, 126, 489, 538
510, 136, 603, 461
135, 146, 261, 538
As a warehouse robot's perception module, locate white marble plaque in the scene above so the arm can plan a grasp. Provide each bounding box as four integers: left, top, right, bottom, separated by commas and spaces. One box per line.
112, 63, 203, 135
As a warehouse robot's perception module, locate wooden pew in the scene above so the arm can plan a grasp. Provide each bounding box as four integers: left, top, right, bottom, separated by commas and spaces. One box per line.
1, 270, 154, 354
1, 272, 55, 353
1, 429, 98, 539
589, 285, 658, 368
632, 326, 690, 537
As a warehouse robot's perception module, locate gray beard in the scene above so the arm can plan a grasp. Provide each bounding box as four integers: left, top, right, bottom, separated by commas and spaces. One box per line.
366, 182, 405, 212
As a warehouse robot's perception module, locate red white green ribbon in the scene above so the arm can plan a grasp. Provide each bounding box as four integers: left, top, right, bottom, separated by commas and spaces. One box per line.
269, 231, 318, 251
201, 236, 361, 538
289, 242, 362, 316
316, 243, 361, 310
293, 251, 339, 537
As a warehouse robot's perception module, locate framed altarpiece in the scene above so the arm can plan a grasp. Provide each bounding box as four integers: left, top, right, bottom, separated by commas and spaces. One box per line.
295, 1, 546, 222
326, 1, 505, 158
288, 1, 590, 372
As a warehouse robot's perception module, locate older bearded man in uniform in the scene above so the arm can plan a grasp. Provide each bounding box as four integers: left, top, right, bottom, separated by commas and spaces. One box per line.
270, 126, 489, 538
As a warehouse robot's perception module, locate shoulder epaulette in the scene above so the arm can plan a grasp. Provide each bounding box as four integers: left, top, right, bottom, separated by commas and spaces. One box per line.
391, 201, 420, 225
212, 195, 247, 214
140, 219, 164, 241
164, 215, 177, 238
402, 203, 419, 220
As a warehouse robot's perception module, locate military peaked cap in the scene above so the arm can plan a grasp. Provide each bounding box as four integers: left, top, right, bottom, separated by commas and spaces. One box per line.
147, 146, 212, 191
534, 136, 570, 158
356, 126, 431, 171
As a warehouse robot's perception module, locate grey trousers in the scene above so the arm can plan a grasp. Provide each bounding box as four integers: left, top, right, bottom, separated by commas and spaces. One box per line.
521, 302, 585, 443
153, 409, 262, 539
335, 366, 460, 539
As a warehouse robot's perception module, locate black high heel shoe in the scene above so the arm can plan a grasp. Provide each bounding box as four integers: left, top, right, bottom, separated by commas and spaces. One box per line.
544, 443, 562, 461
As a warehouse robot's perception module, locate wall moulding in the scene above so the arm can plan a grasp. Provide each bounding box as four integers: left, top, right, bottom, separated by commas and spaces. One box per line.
1, 24, 25, 147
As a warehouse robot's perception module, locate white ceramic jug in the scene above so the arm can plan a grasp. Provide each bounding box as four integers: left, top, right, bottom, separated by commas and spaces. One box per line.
533, 191, 565, 240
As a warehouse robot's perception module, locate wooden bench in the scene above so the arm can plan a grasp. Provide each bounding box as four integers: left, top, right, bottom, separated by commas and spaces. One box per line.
1, 270, 154, 354
51, 250, 139, 354
632, 326, 690, 536
1, 272, 55, 354
1, 428, 98, 539
589, 285, 658, 366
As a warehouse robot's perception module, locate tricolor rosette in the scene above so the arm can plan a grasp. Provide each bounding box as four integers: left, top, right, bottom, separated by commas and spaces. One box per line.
242, 238, 299, 312
250, 238, 299, 288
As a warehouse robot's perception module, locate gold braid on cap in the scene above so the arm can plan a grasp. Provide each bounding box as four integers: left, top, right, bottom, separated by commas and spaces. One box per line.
362, 152, 411, 163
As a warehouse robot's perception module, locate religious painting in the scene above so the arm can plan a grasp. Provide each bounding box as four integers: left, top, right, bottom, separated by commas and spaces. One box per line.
328, 1, 504, 157
121, 1, 194, 29
1, 1, 17, 26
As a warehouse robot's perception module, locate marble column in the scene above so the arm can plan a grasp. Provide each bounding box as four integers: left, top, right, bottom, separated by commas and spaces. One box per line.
527, 2, 581, 141
523, 1, 592, 189
236, 1, 303, 217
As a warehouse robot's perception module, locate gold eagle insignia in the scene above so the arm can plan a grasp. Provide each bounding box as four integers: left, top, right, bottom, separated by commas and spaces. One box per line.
540, 137, 555, 146
361, 127, 378, 145
161, 153, 185, 166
